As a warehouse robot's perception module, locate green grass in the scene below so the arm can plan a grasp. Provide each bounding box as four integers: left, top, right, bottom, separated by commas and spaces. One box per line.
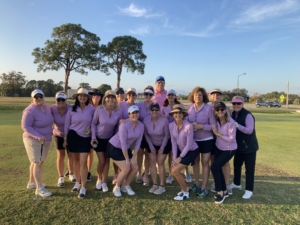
0, 109, 300, 224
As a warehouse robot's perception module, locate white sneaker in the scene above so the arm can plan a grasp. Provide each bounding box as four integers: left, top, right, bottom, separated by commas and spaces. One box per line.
71, 182, 81, 192
210, 183, 216, 192
174, 192, 189, 201
57, 177, 65, 188
113, 186, 122, 197
78, 187, 86, 198
166, 175, 173, 185
227, 184, 233, 195
154, 186, 166, 195
177, 188, 190, 196
229, 183, 242, 190
35, 187, 52, 197
96, 180, 102, 190
242, 190, 253, 199
149, 184, 159, 193
27, 182, 46, 189
102, 183, 108, 192
185, 172, 192, 183
69, 174, 76, 183
123, 186, 135, 195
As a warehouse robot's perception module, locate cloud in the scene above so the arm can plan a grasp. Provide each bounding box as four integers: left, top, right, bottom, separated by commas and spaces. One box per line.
181, 21, 218, 37
231, 0, 300, 27
118, 3, 164, 18
129, 26, 150, 35
252, 37, 289, 53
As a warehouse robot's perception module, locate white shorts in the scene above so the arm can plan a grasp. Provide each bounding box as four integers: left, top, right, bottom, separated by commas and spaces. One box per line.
23, 138, 51, 163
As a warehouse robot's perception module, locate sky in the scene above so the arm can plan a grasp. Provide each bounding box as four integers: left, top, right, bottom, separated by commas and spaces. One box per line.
0, 0, 299, 95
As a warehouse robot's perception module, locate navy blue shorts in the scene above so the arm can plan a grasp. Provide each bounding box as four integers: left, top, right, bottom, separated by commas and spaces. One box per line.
196, 139, 214, 154
107, 142, 133, 161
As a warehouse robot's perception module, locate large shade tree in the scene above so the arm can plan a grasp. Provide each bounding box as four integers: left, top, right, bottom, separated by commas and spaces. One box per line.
101, 35, 147, 88
32, 23, 103, 92
0, 71, 27, 96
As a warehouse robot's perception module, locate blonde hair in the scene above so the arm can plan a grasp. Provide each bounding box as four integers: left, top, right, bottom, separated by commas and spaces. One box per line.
102, 95, 120, 111
214, 108, 230, 124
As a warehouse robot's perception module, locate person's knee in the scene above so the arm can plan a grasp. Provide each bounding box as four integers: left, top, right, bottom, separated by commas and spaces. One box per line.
201, 159, 210, 167
171, 167, 179, 177
58, 151, 65, 160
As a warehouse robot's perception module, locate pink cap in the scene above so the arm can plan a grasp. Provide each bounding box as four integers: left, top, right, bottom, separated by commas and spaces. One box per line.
231, 97, 244, 103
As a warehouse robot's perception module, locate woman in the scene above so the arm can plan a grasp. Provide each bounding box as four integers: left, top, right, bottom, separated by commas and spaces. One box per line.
64, 88, 95, 198
187, 87, 216, 197
91, 90, 121, 192
229, 96, 259, 199
108, 105, 144, 197
119, 88, 137, 120
169, 104, 199, 200
136, 86, 154, 186
51, 92, 74, 187
209, 88, 232, 194
162, 89, 192, 184
144, 102, 170, 194
86, 89, 103, 182
22, 89, 53, 197
211, 102, 237, 204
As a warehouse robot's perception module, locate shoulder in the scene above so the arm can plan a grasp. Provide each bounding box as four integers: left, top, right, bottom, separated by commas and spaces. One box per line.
23, 104, 36, 114
143, 115, 151, 123
183, 120, 192, 129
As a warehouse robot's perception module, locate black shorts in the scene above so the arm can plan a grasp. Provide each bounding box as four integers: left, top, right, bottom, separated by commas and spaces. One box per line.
53, 135, 65, 150
196, 139, 214, 154
147, 138, 172, 155
211, 138, 217, 155
67, 130, 91, 153
140, 136, 149, 149
107, 142, 133, 161
177, 148, 199, 166
93, 137, 110, 153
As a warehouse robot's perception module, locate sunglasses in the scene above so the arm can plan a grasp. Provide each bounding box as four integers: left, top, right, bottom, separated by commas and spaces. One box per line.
144, 93, 153, 96
116, 92, 124, 95
168, 94, 175, 97
215, 108, 225, 112
150, 109, 159, 112
127, 93, 136, 96
34, 95, 44, 99
57, 98, 66, 102
157, 81, 165, 84
232, 102, 242, 105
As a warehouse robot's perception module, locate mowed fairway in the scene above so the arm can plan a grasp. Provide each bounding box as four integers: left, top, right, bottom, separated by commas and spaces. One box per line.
0, 107, 299, 225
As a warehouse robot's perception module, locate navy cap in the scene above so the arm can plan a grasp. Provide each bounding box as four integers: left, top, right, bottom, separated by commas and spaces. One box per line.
115, 87, 125, 94
156, 76, 165, 82
149, 102, 160, 110
88, 89, 103, 96
214, 101, 226, 109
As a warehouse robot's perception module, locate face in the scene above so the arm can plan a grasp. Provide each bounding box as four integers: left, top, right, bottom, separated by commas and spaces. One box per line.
78, 94, 88, 104
128, 111, 140, 122
33, 94, 44, 107
215, 107, 226, 118
127, 92, 137, 103
150, 107, 159, 118
144, 92, 153, 101
116, 92, 125, 102
92, 95, 101, 105
194, 91, 203, 104
232, 102, 244, 112
167, 94, 175, 102
56, 97, 66, 107
155, 80, 165, 92
173, 112, 184, 122
105, 96, 116, 107
210, 92, 222, 103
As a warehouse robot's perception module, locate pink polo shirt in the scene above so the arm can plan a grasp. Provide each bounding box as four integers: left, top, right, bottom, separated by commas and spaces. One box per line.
169, 120, 198, 159
152, 89, 167, 107
215, 118, 237, 151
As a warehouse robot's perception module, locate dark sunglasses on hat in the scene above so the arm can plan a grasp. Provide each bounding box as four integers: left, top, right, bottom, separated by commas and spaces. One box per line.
144, 93, 153, 96
34, 95, 44, 99
232, 102, 242, 105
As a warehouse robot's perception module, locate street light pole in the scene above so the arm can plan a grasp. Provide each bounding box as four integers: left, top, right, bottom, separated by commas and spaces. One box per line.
237, 73, 246, 94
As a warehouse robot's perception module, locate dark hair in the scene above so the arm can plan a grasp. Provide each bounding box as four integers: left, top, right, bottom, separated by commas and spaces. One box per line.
72, 95, 89, 112
144, 85, 154, 93
163, 97, 181, 107
188, 86, 209, 103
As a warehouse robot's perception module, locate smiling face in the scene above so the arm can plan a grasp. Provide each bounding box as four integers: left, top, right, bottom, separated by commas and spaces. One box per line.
92, 95, 101, 105
56, 97, 67, 108
194, 91, 203, 104
116, 92, 125, 102
155, 80, 165, 92
128, 110, 140, 122
105, 95, 116, 108
32, 94, 44, 107
150, 107, 159, 118
144, 92, 153, 102
215, 107, 226, 119
232, 102, 244, 112
167, 94, 175, 103
210, 92, 222, 103
172, 111, 184, 122
78, 94, 88, 104
127, 92, 137, 103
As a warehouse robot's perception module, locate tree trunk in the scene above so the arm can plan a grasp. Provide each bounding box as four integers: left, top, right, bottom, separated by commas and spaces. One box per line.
116, 72, 121, 88
64, 70, 70, 93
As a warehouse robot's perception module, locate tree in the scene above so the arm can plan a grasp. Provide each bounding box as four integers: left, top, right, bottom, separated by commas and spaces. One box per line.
249, 92, 259, 103
101, 35, 147, 88
24, 79, 63, 97
79, 82, 90, 89
293, 98, 299, 105
97, 84, 112, 94
32, 23, 103, 92
0, 71, 27, 96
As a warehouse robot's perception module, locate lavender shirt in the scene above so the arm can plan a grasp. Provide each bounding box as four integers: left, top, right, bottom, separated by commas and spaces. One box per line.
51, 104, 72, 137
161, 105, 174, 123
215, 118, 237, 151
137, 101, 152, 122
187, 103, 216, 141
152, 89, 167, 107
21, 104, 54, 141
169, 120, 198, 159
234, 114, 254, 134
64, 104, 95, 138
119, 102, 138, 119
91, 107, 122, 139
143, 116, 169, 151
109, 119, 144, 150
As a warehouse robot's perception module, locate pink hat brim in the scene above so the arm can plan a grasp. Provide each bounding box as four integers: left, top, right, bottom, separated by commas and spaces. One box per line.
231, 99, 244, 103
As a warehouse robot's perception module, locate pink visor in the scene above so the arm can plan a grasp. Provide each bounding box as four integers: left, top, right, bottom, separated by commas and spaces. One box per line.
231, 98, 244, 103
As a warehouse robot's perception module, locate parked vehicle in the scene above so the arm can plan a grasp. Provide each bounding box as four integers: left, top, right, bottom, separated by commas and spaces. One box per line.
268, 102, 281, 107
256, 101, 268, 107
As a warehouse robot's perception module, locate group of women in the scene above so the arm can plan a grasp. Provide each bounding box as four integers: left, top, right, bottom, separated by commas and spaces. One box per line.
21, 75, 258, 204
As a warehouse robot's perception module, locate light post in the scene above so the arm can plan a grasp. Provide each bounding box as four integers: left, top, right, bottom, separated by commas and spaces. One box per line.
237, 73, 246, 94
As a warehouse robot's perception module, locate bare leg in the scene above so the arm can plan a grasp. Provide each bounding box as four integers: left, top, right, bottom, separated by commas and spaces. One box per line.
171, 163, 188, 192
87, 149, 94, 173
201, 153, 211, 190
67, 152, 74, 174
33, 162, 41, 189
168, 152, 172, 174
193, 155, 200, 186
102, 158, 110, 183
80, 153, 89, 188
56, 150, 65, 177
96, 152, 105, 181
113, 160, 131, 187
72, 153, 80, 183
137, 149, 144, 178
149, 152, 158, 184
29, 162, 35, 183
124, 163, 138, 186
144, 150, 150, 176
158, 154, 167, 186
